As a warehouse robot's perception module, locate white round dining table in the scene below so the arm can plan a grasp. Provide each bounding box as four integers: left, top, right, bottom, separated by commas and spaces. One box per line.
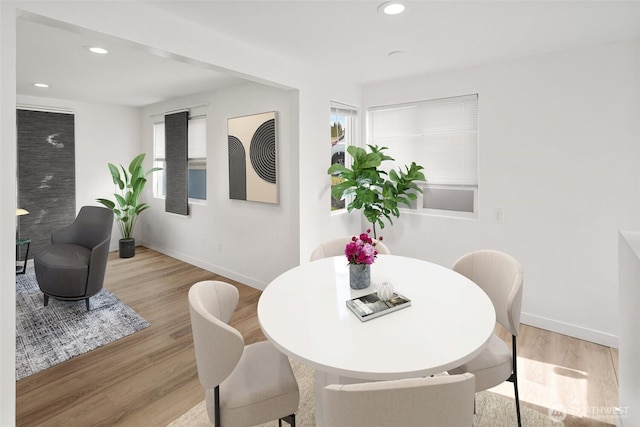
258, 254, 495, 426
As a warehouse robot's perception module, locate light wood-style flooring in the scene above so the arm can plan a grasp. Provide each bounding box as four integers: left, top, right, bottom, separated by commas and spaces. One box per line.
16, 247, 619, 426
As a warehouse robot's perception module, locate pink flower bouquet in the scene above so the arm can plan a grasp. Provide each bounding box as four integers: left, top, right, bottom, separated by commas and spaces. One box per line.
344, 229, 382, 265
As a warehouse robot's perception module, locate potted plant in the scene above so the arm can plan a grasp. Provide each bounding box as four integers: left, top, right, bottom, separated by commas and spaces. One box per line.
328, 145, 426, 239
97, 153, 161, 258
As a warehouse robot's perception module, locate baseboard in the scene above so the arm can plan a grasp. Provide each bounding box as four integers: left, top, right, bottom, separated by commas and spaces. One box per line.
521, 312, 619, 348
140, 243, 268, 291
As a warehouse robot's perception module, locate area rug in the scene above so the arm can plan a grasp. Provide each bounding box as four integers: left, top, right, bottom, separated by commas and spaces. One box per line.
169, 359, 560, 427
16, 267, 150, 381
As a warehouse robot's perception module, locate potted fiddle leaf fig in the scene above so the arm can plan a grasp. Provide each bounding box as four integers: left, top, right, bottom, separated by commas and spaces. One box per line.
97, 153, 161, 258
327, 145, 426, 239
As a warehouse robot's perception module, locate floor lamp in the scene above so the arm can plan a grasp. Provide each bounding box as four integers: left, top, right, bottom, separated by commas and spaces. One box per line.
16, 208, 30, 274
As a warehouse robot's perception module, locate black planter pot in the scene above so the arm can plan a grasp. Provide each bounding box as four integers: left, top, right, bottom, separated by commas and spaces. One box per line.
119, 238, 136, 258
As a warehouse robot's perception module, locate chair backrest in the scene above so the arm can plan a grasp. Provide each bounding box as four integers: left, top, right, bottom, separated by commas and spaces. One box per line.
188, 280, 244, 390
309, 236, 390, 261
453, 249, 523, 336
322, 373, 475, 427
52, 206, 114, 249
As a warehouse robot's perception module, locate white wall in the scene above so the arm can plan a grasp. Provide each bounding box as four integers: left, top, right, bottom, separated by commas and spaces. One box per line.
362, 40, 640, 347
0, 3, 17, 424
16, 95, 142, 238
140, 82, 301, 289
618, 231, 640, 426
298, 82, 363, 263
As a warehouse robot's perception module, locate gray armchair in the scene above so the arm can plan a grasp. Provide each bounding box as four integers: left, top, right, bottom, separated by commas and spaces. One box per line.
34, 206, 114, 311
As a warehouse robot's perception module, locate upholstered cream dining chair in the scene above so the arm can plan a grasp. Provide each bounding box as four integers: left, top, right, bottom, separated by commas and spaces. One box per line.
309, 236, 390, 261
448, 249, 524, 427
322, 373, 475, 427
188, 280, 299, 427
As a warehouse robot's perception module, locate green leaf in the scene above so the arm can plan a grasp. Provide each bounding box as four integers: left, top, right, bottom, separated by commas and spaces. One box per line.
96, 198, 115, 209
347, 145, 366, 159
129, 153, 145, 174
114, 193, 127, 208
145, 166, 163, 177
108, 163, 124, 189
135, 204, 150, 215
327, 163, 351, 175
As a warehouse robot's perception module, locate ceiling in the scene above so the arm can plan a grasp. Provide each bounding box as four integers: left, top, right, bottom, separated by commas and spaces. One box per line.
16, 1, 640, 108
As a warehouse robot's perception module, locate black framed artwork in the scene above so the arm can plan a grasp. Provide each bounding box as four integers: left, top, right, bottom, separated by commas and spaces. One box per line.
227, 111, 278, 204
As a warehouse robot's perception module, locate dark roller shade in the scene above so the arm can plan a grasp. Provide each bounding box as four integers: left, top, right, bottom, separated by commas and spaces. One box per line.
165, 111, 189, 216
17, 109, 76, 258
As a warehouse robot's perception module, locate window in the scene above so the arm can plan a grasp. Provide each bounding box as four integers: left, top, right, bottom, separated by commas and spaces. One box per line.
368, 94, 478, 216
153, 115, 207, 201
186, 116, 207, 200
153, 122, 166, 198
330, 102, 358, 211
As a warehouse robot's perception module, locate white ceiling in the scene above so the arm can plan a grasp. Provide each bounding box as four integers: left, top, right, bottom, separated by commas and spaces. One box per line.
16, 1, 640, 108
16, 16, 247, 107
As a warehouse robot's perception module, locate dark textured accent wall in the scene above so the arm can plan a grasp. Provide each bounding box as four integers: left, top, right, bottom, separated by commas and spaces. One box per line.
165, 111, 188, 216
17, 109, 76, 259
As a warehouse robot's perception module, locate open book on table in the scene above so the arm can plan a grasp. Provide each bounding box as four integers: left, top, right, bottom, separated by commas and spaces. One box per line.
346, 291, 411, 322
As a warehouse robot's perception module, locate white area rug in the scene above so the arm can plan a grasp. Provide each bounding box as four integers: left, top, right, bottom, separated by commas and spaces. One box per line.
15, 267, 150, 380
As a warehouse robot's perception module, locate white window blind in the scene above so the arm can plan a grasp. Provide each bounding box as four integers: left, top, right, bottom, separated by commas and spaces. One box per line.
368, 94, 478, 186
154, 122, 165, 159
154, 116, 206, 160
188, 116, 206, 159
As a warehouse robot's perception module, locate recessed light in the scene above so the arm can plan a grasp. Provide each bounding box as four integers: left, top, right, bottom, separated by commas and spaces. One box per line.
86, 46, 108, 55
378, 2, 406, 15
33, 83, 49, 88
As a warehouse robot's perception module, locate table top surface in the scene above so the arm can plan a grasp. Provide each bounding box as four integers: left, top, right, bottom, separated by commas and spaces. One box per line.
258, 255, 496, 380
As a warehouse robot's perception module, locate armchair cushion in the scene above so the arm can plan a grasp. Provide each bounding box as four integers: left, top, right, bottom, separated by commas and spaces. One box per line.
35, 244, 91, 298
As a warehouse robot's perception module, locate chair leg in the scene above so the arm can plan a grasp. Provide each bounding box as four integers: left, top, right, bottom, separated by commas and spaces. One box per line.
43, 294, 49, 307
85, 298, 91, 311
280, 414, 295, 427
507, 335, 522, 427
214, 386, 221, 427
513, 375, 521, 427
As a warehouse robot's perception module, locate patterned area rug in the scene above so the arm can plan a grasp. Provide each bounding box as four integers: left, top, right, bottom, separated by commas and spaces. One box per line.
15, 267, 150, 381
169, 359, 561, 427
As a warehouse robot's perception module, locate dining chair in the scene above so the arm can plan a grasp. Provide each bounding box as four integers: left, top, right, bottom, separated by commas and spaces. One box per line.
188, 280, 299, 427
448, 249, 524, 426
309, 236, 390, 261
322, 373, 475, 427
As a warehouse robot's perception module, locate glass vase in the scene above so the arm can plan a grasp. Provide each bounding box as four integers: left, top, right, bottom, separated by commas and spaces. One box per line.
349, 263, 371, 290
